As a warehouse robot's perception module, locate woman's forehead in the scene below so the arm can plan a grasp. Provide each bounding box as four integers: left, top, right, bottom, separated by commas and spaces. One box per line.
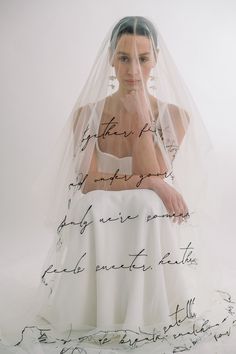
115, 34, 152, 54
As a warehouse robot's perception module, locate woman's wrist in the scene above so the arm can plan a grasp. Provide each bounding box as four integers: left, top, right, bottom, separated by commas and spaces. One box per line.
138, 175, 163, 191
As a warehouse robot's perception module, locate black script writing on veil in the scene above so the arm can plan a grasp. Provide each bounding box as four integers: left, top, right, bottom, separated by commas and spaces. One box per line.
80, 116, 134, 151
41, 252, 87, 286
57, 205, 93, 235
96, 249, 152, 272
159, 242, 197, 266
80, 116, 162, 152
14, 294, 236, 351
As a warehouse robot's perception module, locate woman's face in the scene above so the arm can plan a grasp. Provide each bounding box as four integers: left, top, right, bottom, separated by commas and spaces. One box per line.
111, 34, 157, 93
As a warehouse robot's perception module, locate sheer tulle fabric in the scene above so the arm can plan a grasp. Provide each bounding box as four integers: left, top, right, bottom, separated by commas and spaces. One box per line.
1, 16, 235, 354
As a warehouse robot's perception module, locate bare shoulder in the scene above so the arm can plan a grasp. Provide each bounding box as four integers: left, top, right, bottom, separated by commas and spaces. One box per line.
166, 103, 190, 145
166, 102, 190, 124
148, 95, 163, 120
73, 102, 96, 133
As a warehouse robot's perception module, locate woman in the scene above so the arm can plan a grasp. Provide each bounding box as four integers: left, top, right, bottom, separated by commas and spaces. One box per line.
78, 19, 190, 226
3, 16, 235, 354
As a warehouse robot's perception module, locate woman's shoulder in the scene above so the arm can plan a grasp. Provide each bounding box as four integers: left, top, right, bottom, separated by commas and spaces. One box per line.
73, 99, 107, 132
150, 95, 190, 123
150, 95, 181, 111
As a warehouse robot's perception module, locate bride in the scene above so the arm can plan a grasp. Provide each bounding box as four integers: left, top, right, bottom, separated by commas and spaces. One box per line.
78, 18, 190, 222
2, 15, 236, 354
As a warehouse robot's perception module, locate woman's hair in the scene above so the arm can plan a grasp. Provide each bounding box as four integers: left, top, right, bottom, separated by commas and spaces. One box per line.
110, 16, 158, 52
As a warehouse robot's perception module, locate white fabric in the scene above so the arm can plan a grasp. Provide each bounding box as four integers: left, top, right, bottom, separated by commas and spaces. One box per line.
37, 151, 191, 331
95, 134, 132, 175
1, 15, 236, 354
2, 151, 230, 354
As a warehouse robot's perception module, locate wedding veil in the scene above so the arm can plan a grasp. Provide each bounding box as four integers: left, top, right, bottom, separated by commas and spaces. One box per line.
31, 16, 216, 234
1, 15, 229, 353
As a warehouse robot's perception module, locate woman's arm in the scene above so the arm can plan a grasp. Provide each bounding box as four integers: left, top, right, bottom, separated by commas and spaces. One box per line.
150, 103, 190, 166
129, 104, 190, 224
132, 130, 167, 176
82, 147, 162, 194
81, 147, 189, 224
167, 103, 190, 147
76, 102, 189, 224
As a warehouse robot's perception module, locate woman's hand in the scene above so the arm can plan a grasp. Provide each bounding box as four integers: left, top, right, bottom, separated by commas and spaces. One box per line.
119, 90, 151, 133
150, 176, 189, 224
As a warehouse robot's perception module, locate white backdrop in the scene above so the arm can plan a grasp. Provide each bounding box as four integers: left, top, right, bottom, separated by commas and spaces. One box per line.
0, 0, 236, 350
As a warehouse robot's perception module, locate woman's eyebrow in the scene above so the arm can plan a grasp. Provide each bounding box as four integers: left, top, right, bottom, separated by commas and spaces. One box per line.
117, 51, 150, 56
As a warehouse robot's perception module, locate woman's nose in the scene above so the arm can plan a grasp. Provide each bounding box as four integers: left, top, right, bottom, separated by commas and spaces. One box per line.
127, 60, 140, 75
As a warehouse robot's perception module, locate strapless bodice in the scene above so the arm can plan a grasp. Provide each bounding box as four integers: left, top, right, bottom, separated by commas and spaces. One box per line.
95, 139, 132, 175
95, 139, 173, 186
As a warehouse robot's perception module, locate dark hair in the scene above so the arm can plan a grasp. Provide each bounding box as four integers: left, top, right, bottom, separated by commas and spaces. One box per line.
110, 16, 158, 52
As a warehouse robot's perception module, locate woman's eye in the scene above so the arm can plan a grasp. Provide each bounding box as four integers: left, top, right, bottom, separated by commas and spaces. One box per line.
119, 56, 129, 62
118, 56, 149, 63
139, 57, 149, 63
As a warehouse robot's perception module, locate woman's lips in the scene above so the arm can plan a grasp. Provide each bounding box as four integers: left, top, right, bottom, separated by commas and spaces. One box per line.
125, 80, 140, 84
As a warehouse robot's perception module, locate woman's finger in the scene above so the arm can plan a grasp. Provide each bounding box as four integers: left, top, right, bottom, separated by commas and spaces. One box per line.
165, 199, 175, 220
179, 197, 189, 223
171, 197, 180, 223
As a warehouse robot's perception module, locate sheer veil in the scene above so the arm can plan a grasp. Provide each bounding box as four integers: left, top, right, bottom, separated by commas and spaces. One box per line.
3, 15, 232, 353
29, 15, 222, 309
31, 16, 216, 229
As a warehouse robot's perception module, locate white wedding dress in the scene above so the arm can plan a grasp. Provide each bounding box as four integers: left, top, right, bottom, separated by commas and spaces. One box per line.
1, 133, 236, 354
37, 130, 198, 332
